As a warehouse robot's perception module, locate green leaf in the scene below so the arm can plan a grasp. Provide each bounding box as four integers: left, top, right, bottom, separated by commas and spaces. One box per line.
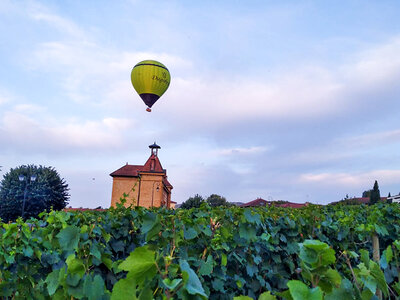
162, 278, 182, 291
385, 245, 393, 264
258, 291, 277, 300
348, 251, 359, 259
179, 260, 207, 299
141, 212, 158, 233
302, 240, 329, 251
370, 261, 389, 297
239, 223, 256, 241
85, 275, 106, 300
66, 254, 85, 277
56, 225, 80, 252
45, 269, 60, 296
145, 222, 162, 242
374, 224, 388, 236
111, 276, 137, 300
90, 243, 102, 260
287, 280, 323, 300
325, 278, 355, 300
363, 276, 377, 295
244, 209, 261, 224
199, 255, 213, 276
318, 269, 342, 293
221, 253, 227, 266
184, 227, 198, 240
118, 246, 156, 282
359, 249, 370, 268
234, 296, 253, 300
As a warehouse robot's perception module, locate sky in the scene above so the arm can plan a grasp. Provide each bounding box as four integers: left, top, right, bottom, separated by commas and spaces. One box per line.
0, 0, 400, 207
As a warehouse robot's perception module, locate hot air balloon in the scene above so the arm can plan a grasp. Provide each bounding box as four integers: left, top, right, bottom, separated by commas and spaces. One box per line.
131, 60, 171, 112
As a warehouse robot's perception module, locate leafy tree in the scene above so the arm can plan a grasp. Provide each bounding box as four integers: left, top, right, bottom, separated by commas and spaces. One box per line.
369, 180, 381, 205
362, 190, 371, 198
0, 165, 69, 222
206, 194, 232, 207
180, 194, 204, 209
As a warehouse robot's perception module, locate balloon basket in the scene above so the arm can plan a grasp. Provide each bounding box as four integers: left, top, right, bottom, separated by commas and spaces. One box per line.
146, 107, 152, 112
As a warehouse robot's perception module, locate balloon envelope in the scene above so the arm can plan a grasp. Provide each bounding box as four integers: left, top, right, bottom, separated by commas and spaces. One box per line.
131, 60, 171, 110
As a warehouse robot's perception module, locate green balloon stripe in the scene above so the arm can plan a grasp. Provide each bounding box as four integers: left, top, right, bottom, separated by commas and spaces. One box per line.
134, 63, 169, 71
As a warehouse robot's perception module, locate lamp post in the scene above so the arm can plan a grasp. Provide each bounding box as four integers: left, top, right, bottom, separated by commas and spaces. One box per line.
151, 182, 160, 207
19, 174, 37, 218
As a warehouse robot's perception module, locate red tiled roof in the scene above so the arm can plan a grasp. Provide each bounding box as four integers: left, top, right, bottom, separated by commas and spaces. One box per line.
142, 154, 165, 173
240, 198, 268, 207
110, 165, 144, 177
163, 177, 173, 189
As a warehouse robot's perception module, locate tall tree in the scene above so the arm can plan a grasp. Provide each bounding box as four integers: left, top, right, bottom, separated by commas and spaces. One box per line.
0, 165, 69, 222
206, 194, 232, 207
180, 194, 204, 209
369, 180, 381, 205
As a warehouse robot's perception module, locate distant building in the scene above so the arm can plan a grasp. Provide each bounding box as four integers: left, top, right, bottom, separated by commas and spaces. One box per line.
387, 194, 400, 203
240, 197, 308, 208
110, 143, 173, 208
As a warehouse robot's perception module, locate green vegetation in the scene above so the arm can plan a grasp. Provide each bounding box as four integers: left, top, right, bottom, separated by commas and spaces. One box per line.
0, 165, 69, 222
369, 180, 381, 205
206, 194, 232, 207
1, 202, 400, 299
179, 193, 205, 209
181, 193, 232, 209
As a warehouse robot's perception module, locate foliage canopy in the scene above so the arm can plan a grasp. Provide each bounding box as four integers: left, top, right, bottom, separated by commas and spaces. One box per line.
0, 165, 69, 222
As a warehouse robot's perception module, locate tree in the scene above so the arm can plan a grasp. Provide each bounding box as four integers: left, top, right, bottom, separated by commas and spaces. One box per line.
369, 180, 381, 205
0, 165, 69, 222
180, 194, 204, 209
362, 190, 371, 198
206, 194, 232, 207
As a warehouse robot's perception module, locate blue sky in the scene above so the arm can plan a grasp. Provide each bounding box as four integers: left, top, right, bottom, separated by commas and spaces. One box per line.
1, 0, 400, 207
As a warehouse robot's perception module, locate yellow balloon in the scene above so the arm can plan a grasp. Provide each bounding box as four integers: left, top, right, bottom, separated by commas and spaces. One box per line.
131, 60, 171, 111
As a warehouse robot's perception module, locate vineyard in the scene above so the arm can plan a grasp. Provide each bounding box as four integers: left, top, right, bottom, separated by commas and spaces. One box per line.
1, 202, 400, 299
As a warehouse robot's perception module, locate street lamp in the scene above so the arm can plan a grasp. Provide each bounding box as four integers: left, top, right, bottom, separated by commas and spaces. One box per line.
19, 174, 37, 218
151, 182, 160, 207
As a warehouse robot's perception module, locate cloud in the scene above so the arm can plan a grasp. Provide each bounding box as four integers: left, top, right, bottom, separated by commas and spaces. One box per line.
14, 104, 45, 113
21, 3, 400, 139
0, 89, 13, 106
299, 170, 400, 187
0, 111, 134, 153
338, 129, 400, 148
213, 146, 269, 156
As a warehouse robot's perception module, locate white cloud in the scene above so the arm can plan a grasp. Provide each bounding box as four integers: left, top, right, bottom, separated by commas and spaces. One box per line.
299, 170, 400, 187
338, 129, 400, 148
20, 2, 400, 134
214, 146, 269, 156
343, 37, 400, 87
0, 111, 133, 152
14, 104, 45, 113
0, 95, 8, 106
0, 89, 13, 106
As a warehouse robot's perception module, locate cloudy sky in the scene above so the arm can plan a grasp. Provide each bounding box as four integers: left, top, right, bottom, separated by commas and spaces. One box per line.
1, 0, 400, 207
